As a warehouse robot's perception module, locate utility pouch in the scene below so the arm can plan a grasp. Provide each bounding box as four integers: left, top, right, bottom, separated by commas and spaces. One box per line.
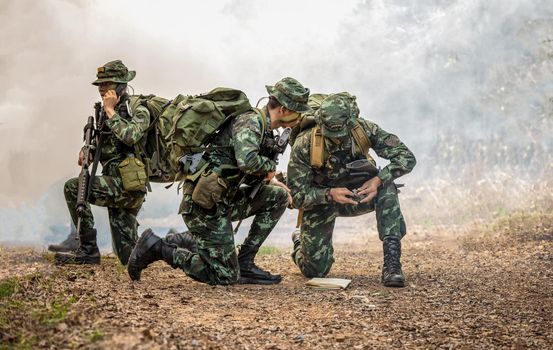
191, 170, 228, 209
118, 155, 147, 192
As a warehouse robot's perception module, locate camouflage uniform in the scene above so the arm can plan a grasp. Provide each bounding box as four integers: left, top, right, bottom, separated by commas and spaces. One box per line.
57, 60, 149, 265
288, 93, 416, 285
127, 77, 311, 285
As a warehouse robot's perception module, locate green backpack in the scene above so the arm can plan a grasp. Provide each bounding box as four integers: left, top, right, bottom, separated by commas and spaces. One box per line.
130, 94, 185, 183
165, 87, 253, 177
289, 92, 373, 168
289, 93, 328, 147
131, 88, 252, 184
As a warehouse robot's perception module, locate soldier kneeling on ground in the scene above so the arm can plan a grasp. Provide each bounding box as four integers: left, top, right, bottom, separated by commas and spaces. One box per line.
287, 93, 416, 287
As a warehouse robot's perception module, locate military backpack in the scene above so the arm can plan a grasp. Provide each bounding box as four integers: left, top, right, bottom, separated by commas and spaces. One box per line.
289, 92, 375, 168
131, 88, 253, 184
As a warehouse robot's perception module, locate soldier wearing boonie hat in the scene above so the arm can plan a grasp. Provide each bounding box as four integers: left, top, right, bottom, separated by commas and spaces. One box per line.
127, 77, 311, 286
53, 60, 151, 268
288, 92, 417, 288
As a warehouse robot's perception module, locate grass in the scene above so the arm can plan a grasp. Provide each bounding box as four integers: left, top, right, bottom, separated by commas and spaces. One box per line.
258, 246, 284, 255
0, 271, 78, 349
0, 278, 19, 299
33, 295, 76, 326
491, 211, 553, 240
89, 329, 104, 342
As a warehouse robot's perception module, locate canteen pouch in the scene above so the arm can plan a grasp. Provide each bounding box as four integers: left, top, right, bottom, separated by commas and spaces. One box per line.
192, 170, 228, 209
118, 156, 147, 192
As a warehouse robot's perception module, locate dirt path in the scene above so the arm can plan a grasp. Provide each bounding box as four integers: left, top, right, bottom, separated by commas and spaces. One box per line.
1, 213, 552, 349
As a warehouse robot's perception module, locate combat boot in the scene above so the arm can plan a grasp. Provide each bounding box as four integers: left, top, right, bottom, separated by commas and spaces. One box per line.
164, 230, 197, 252
127, 228, 176, 281
54, 229, 100, 265
381, 236, 405, 287
48, 229, 79, 253
238, 244, 282, 285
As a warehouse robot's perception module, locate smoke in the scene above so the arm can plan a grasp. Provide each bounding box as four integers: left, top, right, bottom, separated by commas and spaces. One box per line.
1, 0, 552, 246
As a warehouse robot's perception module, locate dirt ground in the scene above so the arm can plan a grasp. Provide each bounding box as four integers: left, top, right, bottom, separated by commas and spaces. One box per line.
1, 212, 552, 350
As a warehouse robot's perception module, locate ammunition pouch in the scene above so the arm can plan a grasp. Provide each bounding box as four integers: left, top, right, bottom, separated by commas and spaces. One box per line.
191, 170, 229, 209
118, 156, 147, 192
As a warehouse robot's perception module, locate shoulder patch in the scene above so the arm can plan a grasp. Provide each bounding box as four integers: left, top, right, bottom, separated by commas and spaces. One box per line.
385, 135, 400, 147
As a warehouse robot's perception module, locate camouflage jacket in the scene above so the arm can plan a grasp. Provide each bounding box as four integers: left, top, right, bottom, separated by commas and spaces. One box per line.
99, 94, 151, 176
288, 118, 416, 209
206, 106, 276, 186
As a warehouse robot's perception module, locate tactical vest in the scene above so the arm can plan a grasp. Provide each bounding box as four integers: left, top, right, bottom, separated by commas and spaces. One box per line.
100, 96, 136, 176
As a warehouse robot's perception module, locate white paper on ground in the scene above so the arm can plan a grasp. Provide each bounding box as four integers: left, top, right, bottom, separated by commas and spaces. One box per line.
305, 278, 352, 289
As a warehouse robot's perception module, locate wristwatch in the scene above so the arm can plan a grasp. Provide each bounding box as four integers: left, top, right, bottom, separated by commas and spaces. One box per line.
325, 188, 333, 203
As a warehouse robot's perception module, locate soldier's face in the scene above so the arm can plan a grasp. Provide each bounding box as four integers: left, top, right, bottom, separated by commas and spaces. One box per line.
270, 107, 300, 129
98, 82, 118, 97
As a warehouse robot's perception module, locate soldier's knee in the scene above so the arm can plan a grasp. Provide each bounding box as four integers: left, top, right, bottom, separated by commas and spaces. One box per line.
299, 257, 333, 278
64, 178, 79, 193
64, 178, 79, 199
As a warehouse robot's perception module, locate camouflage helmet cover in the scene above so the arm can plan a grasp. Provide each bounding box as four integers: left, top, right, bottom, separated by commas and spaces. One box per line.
265, 77, 311, 113
317, 92, 359, 138
92, 60, 136, 86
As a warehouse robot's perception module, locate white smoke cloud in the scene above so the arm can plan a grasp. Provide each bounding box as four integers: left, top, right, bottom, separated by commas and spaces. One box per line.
0, 0, 552, 245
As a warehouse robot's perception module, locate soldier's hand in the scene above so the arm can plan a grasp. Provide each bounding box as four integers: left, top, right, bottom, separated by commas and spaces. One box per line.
264, 171, 276, 182
329, 188, 357, 205
78, 149, 84, 166
78, 147, 93, 166
356, 177, 382, 204
269, 177, 293, 206
102, 90, 119, 118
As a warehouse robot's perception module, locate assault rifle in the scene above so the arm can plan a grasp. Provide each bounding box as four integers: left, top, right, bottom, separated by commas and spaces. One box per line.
249, 126, 292, 199
233, 127, 292, 233
75, 102, 105, 235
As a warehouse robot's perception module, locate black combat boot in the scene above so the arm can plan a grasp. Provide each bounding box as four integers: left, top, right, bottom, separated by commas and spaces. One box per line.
48, 228, 79, 253
54, 229, 100, 265
127, 228, 176, 281
238, 244, 282, 285
381, 236, 405, 287
164, 230, 198, 252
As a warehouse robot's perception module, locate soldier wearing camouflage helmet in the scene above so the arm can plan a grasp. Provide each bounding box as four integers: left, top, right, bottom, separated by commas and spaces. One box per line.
288, 92, 416, 287
127, 77, 310, 285
54, 60, 151, 265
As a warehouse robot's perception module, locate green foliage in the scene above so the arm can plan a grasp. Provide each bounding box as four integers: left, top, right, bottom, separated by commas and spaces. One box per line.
257, 246, 283, 255
89, 329, 104, 342
0, 278, 19, 299
33, 295, 76, 326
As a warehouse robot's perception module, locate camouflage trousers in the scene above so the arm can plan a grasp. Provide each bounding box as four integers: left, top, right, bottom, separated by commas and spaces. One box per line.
292, 182, 406, 278
64, 175, 145, 265
169, 184, 288, 285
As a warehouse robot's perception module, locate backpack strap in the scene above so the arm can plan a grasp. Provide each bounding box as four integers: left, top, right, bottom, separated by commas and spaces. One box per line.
310, 126, 325, 168
351, 120, 372, 159
254, 107, 268, 145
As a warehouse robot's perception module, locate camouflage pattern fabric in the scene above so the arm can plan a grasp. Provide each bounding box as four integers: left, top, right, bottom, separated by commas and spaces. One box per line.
168, 108, 288, 285
172, 184, 287, 285
316, 93, 359, 138
64, 95, 150, 264
92, 60, 136, 86
288, 94, 416, 278
265, 77, 311, 113
291, 182, 405, 278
